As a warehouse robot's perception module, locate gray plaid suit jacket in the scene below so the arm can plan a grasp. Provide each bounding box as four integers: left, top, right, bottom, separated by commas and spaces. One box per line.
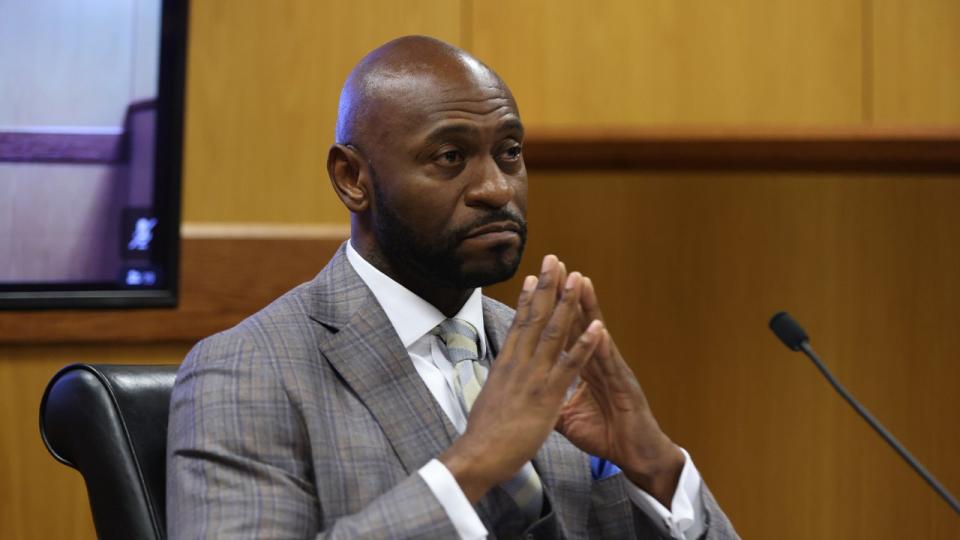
167, 244, 738, 539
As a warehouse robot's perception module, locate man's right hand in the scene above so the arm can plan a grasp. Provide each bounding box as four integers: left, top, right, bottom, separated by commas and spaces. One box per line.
439, 254, 604, 503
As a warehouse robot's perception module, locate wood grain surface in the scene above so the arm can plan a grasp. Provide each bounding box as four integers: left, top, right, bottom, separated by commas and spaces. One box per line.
486, 170, 960, 538
471, 0, 864, 126
872, 0, 960, 123
180, 0, 462, 224
0, 235, 345, 343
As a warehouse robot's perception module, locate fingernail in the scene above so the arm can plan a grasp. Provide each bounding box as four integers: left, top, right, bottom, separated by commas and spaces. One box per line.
522, 275, 537, 291
587, 319, 603, 334
541, 254, 556, 273
564, 271, 580, 290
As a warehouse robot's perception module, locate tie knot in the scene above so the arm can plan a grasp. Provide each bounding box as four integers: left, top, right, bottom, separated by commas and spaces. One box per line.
432, 318, 480, 364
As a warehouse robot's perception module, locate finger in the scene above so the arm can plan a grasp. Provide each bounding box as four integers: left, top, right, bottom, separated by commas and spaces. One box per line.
564, 275, 593, 351
500, 274, 539, 358
581, 277, 627, 362
514, 254, 562, 354
531, 271, 584, 367
565, 302, 587, 351
556, 261, 567, 300
581, 277, 605, 323
547, 319, 604, 394
584, 329, 631, 387
591, 328, 618, 378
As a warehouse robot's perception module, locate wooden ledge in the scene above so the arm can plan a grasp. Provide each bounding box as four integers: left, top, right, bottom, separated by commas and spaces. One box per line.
521, 126, 960, 171
0, 232, 346, 344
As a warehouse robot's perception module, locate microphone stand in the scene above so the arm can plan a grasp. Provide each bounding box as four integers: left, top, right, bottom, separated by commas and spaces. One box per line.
770, 311, 960, 516
798, 341, 960, 516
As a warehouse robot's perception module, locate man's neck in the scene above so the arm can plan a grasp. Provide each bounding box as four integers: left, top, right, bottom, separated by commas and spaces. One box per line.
350, 238, 472, 318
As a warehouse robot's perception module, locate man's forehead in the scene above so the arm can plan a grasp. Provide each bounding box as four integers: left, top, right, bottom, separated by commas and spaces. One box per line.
371, 63, 508, 104
335, 36, 519, 146
372, 70, 517, 127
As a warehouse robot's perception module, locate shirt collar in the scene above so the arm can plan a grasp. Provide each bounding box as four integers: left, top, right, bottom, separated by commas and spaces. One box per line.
345, 241, 487, 356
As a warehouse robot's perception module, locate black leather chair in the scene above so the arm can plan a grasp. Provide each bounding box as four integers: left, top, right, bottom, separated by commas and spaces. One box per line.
40, 363, 179, 540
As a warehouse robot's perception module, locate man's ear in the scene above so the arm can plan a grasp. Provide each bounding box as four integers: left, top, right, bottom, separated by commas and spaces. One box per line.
327, 143, 370, 213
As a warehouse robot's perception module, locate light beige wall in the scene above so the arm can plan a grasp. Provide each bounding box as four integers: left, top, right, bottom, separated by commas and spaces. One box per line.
0, 0, 160, 127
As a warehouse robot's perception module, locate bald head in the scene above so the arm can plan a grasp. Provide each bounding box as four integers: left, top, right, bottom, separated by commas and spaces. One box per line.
334, 35, 512, 147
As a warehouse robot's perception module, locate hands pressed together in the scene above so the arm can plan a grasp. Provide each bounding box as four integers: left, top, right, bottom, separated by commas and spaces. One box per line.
440, 254, 685, 507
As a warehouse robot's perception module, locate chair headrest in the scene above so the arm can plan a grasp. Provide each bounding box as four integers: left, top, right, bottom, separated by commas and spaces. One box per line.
40, 363, 179, 540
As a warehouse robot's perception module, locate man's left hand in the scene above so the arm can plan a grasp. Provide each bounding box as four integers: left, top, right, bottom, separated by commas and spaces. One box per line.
554, 276, 686, 507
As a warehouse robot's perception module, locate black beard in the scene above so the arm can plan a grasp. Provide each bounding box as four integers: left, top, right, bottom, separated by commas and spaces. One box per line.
372, 178, 527, 289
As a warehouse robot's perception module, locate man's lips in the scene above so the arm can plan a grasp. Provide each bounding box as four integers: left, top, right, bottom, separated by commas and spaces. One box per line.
465, 221, 522, 238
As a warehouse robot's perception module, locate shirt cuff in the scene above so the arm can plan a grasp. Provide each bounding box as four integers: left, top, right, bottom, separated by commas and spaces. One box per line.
623, 447, 706, 540
418, 459, 489, 540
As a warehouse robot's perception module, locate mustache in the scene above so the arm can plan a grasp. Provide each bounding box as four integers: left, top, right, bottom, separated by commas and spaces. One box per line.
455, 210, 527, 241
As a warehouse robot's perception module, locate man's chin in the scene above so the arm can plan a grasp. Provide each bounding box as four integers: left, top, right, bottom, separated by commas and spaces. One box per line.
455, 248, 524, 288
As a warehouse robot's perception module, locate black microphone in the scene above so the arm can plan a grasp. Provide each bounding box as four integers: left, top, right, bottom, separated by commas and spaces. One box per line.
769, 311, 960, 516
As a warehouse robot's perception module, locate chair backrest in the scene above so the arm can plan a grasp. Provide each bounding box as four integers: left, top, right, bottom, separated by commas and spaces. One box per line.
40, 363, 179, 540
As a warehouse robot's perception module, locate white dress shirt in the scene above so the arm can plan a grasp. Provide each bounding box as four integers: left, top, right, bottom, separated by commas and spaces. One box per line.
345, 242, 705, 539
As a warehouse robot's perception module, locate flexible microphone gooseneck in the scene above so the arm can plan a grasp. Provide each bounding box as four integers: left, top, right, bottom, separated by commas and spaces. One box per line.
769, 311, 960, 516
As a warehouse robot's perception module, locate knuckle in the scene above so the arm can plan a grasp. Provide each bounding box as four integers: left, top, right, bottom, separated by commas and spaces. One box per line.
540, 322, 565, 342
517, 290, 534, 307
519, 309, 545, 328
561, 288, 580, 304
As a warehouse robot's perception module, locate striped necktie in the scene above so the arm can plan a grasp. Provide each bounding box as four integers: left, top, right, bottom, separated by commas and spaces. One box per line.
433, 318, 544, 521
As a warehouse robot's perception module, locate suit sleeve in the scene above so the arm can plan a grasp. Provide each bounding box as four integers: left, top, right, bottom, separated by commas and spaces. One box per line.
166, 335, 459, 540
586, 474, 739, 540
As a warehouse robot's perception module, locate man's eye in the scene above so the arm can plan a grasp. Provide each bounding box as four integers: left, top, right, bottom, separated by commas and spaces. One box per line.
502, 145, 522, 160
436, 150, 463, 165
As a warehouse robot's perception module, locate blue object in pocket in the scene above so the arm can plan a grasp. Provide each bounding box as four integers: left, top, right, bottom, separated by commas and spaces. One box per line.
590, 456, 622, 480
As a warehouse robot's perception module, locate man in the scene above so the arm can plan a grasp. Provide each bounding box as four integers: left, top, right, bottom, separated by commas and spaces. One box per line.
167, 35, 738, 539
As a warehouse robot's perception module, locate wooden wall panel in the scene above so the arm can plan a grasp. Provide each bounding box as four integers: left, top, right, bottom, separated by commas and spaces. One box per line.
485, 170, 960, 539
181, 0, 462, 224
470, 0, 863, 126
872, 0, 960, 124
0, 343, 192, 540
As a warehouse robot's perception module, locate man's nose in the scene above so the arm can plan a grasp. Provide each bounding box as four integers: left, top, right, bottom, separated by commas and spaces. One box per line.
464, 156, 516, 209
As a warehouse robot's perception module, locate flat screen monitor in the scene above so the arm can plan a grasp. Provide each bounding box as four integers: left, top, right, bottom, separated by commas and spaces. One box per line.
0, 0, 188, 309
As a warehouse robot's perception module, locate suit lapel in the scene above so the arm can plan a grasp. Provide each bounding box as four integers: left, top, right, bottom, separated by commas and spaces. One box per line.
309, 245, 458, 474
